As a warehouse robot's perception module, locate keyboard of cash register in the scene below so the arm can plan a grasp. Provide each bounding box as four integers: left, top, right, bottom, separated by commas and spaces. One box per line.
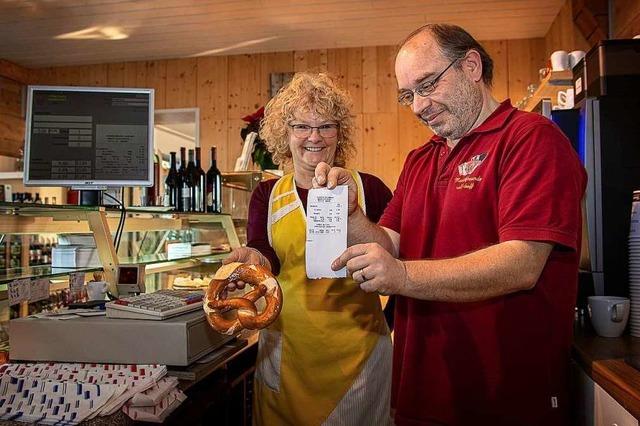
106, 289, 204, 320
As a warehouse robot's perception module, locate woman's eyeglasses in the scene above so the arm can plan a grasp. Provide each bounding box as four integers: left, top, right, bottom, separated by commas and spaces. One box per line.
397, 57, 461, 106
289, 123, 339, 138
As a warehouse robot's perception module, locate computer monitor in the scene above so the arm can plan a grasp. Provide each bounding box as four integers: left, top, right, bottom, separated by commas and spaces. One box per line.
23, 86, 154, 189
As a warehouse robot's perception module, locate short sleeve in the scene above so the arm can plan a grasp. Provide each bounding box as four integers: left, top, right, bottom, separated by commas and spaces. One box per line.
497, 122, 587, 251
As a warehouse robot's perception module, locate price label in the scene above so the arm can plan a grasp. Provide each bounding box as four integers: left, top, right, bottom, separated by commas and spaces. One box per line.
8, 279, 30, 306
29, 279, 50, 303
69, 272, 85, 293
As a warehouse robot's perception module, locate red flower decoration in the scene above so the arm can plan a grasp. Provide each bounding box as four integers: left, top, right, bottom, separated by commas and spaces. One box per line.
241, 106, 264, 124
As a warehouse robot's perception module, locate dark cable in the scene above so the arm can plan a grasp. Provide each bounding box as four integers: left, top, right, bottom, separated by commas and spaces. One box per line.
102, 192, 126, 252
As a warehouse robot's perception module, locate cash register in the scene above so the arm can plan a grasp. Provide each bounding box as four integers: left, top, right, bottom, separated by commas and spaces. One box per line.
10, 265, 233, 366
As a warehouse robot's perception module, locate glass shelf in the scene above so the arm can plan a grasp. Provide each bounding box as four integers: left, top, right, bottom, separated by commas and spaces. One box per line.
120, 250, 230, 266
0, 265, 102, 285
0, 202, 232, 218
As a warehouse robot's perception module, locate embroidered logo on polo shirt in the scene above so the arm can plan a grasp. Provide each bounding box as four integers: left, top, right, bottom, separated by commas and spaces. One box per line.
457, 153, 487, 176
455, 153, 487, 190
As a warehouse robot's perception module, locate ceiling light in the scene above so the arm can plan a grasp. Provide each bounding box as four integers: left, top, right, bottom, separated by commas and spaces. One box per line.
191, 36, 279, 57
55, 26, 129, 40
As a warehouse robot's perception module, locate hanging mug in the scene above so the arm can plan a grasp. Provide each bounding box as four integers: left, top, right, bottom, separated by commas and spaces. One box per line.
557, 88, 575, 109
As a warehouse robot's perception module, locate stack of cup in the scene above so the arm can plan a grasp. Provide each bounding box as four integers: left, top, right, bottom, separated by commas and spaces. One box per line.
629, 190, 640, 336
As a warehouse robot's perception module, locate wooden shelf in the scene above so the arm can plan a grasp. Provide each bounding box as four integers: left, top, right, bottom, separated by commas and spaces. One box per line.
0, 172, 23, 180
521, 70, 574, 112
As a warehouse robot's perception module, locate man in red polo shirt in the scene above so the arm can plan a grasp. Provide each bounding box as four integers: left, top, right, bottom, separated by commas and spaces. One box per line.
314, 24, 586, 425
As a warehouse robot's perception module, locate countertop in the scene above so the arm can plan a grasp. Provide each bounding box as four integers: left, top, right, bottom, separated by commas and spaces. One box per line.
0, 330, 259, 425
572, 318, 640, 419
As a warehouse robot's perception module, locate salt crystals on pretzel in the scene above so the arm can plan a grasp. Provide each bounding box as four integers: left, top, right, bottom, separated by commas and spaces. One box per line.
204, 262, 283, 335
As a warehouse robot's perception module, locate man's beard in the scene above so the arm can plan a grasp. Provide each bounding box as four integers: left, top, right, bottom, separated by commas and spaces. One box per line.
419, 74, 483, 140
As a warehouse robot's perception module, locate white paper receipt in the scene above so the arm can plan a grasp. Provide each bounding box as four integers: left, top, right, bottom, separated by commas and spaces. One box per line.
306, 185, 348, 279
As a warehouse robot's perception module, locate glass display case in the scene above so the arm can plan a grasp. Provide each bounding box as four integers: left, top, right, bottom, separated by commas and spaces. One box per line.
0, 202, 241, 355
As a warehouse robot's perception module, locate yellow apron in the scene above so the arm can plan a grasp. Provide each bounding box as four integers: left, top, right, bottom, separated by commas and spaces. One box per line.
253, 172, 388, 426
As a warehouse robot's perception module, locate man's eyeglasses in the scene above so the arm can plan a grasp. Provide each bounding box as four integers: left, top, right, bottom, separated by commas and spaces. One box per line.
397, 57, 461, 106
289, 123, 339, 138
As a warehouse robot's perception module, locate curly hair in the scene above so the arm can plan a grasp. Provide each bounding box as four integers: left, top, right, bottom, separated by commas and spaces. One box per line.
259, 72, 356, 167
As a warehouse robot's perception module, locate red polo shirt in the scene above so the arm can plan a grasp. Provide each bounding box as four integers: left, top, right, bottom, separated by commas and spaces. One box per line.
379, 100, 587, 426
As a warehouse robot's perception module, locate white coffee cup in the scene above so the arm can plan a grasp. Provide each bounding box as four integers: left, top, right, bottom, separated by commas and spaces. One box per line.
87, 281, 108, 301
557, 88, 575, 109
568, 50, 586, 69
588, 296, 630, 337
550, 50, 570, 71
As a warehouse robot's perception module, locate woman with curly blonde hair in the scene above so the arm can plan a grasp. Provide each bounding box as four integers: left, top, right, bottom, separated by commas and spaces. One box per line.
224, 72, 393, 425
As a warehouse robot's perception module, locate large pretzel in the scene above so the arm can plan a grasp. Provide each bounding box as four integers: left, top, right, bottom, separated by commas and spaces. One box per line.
204, 262, 283, 335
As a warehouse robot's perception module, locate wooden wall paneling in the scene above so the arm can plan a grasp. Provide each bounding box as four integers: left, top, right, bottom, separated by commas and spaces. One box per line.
107, 62, 125, 87
507, 38, 546, 107
362, 112, 399, 188
375, 45, 399, 113
197, 55, 229, 170
227, 54, 261, 169
0, 76, 24, 157
52, 65, 84, 86
227, 54, 261, 117
146, 60, 167, 109
397, 105, 432, 162
346, 47, 363, 114
0, 59, 31, 84
346, 113, 364, 171
293, 49, 328, 72
1, 39, 551, 187
80, 64, 108, 86
327, 48, 349, 89
573, 25, 591, 52
226, 118, 248, 172
135, 61, 148, 87
28, 68, 47, 85
259, 51, 294, 103
123, 61, 140, 87
0, 77, 23, 118
545, 0, 575, 55
0, 113, 24, 157
362, 45, 397, 113
362, 46, 378, 113
612, 0, 640, 38
165, 58, 196, 109
481, 40, 509, 102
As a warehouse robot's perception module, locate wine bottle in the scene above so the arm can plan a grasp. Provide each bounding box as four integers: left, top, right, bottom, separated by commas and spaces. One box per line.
193, 147, 206, 212
177, 147, 187, 211
164, 151, 181, 210
146, 151, 160, 206
181, 149, 195, 212
206, 146, 222, 213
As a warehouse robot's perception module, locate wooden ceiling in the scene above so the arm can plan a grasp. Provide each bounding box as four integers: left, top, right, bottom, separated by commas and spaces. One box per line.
1, 0, 564, 68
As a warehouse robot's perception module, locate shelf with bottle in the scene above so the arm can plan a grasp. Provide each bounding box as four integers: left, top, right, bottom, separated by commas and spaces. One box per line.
164, 146, 223, 214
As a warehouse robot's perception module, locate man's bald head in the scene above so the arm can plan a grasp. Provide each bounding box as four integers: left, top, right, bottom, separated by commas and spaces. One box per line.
397, 24, 494, 87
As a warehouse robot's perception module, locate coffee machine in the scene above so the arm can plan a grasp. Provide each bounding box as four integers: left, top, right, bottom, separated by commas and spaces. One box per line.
552, 39, 640, 297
